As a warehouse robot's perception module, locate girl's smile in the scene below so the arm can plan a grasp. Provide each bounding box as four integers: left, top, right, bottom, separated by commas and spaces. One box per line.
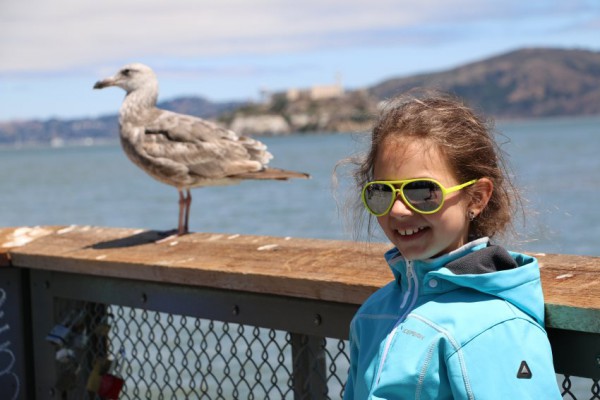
373, 137, 472, 260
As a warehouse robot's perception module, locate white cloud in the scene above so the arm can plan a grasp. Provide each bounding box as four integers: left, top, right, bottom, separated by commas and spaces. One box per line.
0, 0, 544, 74
0, 0, 598, 120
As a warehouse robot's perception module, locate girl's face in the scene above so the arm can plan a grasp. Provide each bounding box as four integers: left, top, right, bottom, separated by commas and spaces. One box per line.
373, 137, 472, 260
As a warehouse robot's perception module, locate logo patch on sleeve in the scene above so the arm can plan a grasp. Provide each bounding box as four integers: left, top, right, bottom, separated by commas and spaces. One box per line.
517, 360, 532, 379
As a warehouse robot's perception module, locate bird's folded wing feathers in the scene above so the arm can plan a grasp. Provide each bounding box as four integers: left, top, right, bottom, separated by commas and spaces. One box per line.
144, 109, 238, 142
140, 109, 271, 178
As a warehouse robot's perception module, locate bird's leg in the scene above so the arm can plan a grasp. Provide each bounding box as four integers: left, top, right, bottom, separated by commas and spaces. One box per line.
177, 189, 187, 235
183, 189, 192, 234
153, 190, 185, 243
157, 189, 189, 242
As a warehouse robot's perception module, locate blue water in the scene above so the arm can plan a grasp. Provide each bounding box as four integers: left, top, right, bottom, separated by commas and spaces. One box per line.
1, 115, 599, 256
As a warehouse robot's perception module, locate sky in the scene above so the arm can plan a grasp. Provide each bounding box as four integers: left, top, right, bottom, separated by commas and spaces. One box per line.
0, 0, 599, 122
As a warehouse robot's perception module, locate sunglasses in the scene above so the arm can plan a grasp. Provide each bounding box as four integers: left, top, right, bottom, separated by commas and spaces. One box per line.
362, 178, 478, 216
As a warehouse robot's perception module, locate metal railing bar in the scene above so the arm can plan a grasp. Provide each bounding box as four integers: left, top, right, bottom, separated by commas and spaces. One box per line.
30, 269, 357, 340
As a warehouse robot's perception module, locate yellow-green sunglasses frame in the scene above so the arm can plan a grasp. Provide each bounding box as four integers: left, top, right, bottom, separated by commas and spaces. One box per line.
362, 178, 478, 216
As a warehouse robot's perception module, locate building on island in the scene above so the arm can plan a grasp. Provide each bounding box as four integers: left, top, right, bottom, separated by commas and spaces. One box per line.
263, 73, 344, 103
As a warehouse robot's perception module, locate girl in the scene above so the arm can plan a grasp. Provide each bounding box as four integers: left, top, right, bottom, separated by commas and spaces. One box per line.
342, 90, 561, 399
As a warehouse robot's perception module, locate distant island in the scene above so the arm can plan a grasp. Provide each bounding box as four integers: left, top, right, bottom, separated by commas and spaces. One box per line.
1, 47, 599, 147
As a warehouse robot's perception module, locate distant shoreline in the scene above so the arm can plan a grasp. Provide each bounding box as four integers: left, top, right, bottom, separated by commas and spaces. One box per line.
1, 114, 599, 151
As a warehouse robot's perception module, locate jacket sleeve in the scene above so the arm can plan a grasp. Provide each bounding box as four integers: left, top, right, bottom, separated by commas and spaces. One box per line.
446, 317, 562, 399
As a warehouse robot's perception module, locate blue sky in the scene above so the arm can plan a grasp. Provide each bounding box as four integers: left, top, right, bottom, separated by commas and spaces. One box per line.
0, 0, 599, 121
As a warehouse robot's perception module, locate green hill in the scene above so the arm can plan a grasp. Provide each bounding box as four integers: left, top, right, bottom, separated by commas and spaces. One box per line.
369, 48, 600, 118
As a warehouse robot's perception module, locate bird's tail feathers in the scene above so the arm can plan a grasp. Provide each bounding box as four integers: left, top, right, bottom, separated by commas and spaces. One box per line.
230, 168, 310, 180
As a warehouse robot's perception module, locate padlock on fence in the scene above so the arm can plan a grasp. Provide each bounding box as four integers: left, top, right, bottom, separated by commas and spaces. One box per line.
93, 313, 114, 337
55, 347, 77, 364
86, 356, 112, 393
72, 327, 89, 349
46, 309, 86, 346
97, 348, 126, 399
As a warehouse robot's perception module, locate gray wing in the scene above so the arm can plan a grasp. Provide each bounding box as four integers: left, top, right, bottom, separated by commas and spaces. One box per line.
140, 108, 273, 179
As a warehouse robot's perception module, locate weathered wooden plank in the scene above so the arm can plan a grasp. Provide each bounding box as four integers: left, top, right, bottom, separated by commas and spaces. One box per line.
535, 252, 600, 332
0, 226, 60, 267
2, 226, 392, 305
2, 226, 599, 332
537, 252, 600, 309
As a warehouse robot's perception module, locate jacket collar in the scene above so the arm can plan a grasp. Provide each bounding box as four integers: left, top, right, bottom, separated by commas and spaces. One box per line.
384, 238, 545, 325
384, 237, 490, 288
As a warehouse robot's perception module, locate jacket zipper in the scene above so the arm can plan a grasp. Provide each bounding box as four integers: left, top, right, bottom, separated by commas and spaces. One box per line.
374, 260, 419, 385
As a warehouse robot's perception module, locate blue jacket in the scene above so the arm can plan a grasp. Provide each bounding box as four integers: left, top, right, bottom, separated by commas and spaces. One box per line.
344, 238, 561, 399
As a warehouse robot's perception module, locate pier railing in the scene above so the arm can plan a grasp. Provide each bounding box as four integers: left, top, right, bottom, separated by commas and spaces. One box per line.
1, 226, 599, 399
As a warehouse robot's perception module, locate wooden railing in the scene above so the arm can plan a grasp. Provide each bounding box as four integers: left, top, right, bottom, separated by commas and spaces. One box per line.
1, 225, 599, 399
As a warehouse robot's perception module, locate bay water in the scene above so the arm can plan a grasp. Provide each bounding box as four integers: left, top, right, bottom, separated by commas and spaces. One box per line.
1, 115, 599, 255
1, 115, 599, 397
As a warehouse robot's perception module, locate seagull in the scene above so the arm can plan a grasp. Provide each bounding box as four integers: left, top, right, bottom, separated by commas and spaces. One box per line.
94, 63, 309, 236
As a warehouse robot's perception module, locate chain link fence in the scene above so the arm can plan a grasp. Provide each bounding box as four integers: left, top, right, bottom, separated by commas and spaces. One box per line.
561, 376, 600, 400
45, 298, 600, 400
48, 300, 349, 399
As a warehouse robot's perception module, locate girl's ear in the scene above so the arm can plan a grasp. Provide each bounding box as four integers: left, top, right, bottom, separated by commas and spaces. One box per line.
468, 178, 493, 217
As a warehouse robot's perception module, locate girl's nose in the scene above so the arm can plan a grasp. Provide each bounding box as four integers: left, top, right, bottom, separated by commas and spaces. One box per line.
388, 195, 414, 217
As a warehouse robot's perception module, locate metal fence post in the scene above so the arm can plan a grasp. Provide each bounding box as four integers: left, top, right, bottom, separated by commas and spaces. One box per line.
29, 270, 65, 400
291, 333, 328, 400
0, 267, 34, 400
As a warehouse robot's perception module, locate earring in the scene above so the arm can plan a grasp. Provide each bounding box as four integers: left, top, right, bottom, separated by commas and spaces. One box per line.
468, 210, 476, 221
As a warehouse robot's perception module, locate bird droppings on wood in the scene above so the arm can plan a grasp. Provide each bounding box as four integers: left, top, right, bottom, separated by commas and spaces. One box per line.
1, 226, 54, 248
57, 225, 78, 235
257, 244, 279, 251
556, 273, 574, 280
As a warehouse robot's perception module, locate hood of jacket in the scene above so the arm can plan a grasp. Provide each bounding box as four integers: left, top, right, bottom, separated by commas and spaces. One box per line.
384, 238, 545, 325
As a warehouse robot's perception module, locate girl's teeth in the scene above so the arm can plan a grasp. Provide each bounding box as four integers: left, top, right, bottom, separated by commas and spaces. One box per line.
399, 227, 424, 236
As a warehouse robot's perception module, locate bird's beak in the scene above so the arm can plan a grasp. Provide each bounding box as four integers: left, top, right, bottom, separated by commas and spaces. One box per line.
93, 78, 116, 89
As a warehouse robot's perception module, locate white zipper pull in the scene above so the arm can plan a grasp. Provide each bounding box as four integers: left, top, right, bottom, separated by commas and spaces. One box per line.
399, 260, 413, 309
409, 261, 419, 309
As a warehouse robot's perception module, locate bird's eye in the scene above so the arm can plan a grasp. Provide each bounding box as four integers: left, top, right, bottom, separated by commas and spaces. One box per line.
121, 69, 131, 76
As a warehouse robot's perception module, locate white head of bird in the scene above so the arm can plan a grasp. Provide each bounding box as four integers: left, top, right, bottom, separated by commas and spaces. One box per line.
94, 63, 158, 95
94, 63, 159, 109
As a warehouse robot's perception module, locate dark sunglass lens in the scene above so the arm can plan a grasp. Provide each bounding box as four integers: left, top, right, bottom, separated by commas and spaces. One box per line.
403, 180, 442, 212
364, 183, 394, 214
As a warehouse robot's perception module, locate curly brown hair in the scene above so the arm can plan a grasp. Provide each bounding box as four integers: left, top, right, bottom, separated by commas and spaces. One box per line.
339, 89, 522, 241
